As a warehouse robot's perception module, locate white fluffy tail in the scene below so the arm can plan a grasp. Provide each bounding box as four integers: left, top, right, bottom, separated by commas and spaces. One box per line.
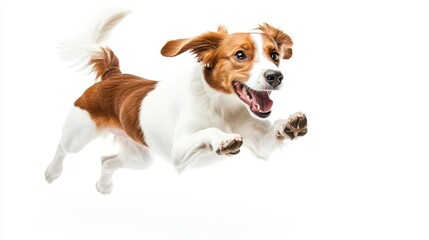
58, 9, 130, 74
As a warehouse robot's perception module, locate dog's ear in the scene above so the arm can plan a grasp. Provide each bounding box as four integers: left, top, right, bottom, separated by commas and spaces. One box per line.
161, 26, 228, 65
257, 23, 293, 59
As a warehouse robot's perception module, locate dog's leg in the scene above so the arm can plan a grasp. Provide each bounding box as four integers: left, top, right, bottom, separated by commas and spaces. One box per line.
45, 107, 98, 183
172, 128, 243, 171
239, 112, 308, 159
96, 137, 153, 194
96, 154, 121, 194
45, 144, 66, 183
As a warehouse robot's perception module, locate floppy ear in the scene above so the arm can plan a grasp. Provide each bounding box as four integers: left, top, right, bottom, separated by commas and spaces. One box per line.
257, 23, 293, 59
160, 26, 227, 65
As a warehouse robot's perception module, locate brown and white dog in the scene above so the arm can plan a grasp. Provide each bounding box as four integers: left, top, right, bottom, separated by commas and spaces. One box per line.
45, 10, 308, 194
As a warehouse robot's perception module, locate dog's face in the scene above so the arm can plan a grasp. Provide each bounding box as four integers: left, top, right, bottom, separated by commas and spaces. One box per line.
161, 24, 293, 119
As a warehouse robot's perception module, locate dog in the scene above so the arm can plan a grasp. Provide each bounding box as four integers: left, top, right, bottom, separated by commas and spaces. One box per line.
45, 10, 308, 194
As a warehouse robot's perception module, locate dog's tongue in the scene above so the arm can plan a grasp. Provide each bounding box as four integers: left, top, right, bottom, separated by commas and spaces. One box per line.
249, 90, 273, 113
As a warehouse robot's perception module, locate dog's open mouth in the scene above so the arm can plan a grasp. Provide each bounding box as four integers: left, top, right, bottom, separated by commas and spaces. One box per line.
233, 81, 273, 118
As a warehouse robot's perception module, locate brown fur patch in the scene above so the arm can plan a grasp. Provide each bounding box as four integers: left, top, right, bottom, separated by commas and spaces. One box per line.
204, 33, 256, 93
90, 48, 122, 80
261, 34, 280, 67
75, 75, 156, 145
257, 23, 293, 59
161, 31, 227, 66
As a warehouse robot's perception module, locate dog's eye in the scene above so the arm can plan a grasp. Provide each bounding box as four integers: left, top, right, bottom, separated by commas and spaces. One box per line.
234, 50, 247, 61
271, 51, 280, 62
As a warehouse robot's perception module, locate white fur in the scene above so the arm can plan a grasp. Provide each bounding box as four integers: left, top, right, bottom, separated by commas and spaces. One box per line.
57, 9, 131, 74
248, 34, 283, 91
45, 10, 305, 194
45, 106, 97, 183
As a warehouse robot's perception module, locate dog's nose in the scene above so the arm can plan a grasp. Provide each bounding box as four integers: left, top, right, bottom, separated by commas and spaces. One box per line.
264, 70, 283, 87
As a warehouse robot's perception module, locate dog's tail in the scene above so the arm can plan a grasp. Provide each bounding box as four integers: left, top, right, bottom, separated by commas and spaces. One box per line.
58, 9, 130, 81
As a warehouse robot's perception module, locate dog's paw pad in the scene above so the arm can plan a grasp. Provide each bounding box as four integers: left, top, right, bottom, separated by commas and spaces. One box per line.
284, 112, 308, 140
216, 137, 243, 155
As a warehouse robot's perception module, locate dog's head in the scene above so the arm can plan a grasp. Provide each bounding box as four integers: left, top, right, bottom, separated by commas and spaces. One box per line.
161, 24, 293, 119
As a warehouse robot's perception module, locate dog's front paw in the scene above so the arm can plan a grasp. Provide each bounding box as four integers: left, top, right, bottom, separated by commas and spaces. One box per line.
276, 112, 308, 140
216, 135, 243, 155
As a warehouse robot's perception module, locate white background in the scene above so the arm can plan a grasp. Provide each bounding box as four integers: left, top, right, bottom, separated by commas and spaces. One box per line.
1, 0, 428, 239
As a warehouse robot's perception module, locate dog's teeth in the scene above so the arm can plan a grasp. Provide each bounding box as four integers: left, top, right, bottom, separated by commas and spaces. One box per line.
246, 87, 253, 100
242, 86, 250, 99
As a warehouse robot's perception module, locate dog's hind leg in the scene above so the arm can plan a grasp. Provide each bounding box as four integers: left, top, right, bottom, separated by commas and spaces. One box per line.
45, 143, 67, 183
96, 137, 153, 194
45, 106, 98, 183
96, 154, 122, 194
